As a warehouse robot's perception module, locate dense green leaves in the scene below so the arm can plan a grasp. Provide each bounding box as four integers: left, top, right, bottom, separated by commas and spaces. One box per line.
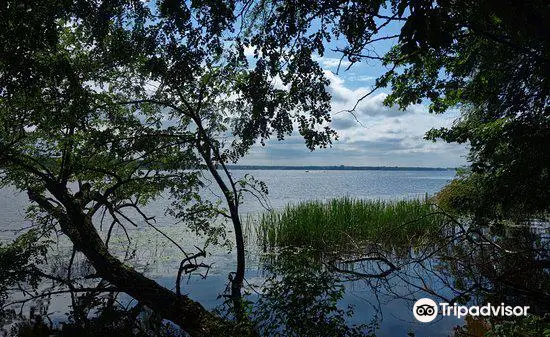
0, 0, 337, 235
0, 229, 50, 305
0, 2, 339, 331
246, 0, 550, 216
383, 1, 549, 215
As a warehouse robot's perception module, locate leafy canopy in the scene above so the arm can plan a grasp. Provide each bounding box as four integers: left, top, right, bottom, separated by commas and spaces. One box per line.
0, 0, 336, 236
243, 0, 549, 215
0, 2, 337, 331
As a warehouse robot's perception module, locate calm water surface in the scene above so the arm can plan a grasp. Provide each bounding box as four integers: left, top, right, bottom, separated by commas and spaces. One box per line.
234, 169, 455, 213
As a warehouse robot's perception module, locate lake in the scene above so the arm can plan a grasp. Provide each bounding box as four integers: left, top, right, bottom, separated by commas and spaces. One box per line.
4, 168, 545, 337
0, 169, 456, 236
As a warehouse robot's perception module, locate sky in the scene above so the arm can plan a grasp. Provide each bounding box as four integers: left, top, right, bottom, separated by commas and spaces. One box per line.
239, 17, 469, 168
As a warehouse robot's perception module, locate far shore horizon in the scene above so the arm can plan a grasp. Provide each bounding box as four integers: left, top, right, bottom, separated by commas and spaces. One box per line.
225, 165, 458, 171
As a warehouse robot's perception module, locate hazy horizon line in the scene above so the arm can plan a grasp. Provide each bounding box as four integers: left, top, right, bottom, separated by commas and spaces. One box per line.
225, 164, 458, 171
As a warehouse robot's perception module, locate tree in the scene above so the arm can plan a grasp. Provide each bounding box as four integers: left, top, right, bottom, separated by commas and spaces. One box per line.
390, 0, 549, 217
3, 0, 547, 334
0, 0, 335, 335
242, 0, 549, 216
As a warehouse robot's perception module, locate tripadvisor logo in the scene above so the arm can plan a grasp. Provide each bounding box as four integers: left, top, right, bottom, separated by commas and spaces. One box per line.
413, 298, 530, 323
413, 298, 438, 323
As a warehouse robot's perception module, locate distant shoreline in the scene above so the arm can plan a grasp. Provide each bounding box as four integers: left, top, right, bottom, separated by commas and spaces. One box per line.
225, 165, 457, 171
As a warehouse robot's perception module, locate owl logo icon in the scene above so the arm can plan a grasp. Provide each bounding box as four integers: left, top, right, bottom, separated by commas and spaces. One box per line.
413, 298, 438, 322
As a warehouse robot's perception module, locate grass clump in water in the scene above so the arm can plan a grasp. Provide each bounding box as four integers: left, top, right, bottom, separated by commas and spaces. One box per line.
257, 197, 446, 249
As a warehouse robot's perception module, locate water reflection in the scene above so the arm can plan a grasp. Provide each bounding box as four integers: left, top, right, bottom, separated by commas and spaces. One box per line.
255, 249, 377, 337
1, 222, 549, 336
254, 222, 549, 336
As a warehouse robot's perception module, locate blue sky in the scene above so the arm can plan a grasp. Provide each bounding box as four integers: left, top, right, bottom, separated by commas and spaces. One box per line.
239, 16, 469, 168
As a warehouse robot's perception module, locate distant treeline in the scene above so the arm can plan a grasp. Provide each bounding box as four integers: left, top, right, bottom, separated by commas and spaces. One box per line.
225, 165, 456, 171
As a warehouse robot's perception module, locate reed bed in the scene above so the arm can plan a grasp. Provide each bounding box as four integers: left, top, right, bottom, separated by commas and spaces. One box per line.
256, 197, 446, 249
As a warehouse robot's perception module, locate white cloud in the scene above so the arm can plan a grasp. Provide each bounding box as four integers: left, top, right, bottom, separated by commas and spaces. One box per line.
313, 56, 351, 69
353, 75, 377, 82
243, 45, 257, 57
325, 71, 422, 118
240, 70, 468, 167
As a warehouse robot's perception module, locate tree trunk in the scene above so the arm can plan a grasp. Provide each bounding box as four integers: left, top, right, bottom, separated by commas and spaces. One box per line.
28, 188, 227, 337
229, 205, 246, 319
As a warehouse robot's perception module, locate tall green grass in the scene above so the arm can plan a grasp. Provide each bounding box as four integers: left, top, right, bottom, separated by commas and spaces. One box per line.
256, 197, 446, 249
